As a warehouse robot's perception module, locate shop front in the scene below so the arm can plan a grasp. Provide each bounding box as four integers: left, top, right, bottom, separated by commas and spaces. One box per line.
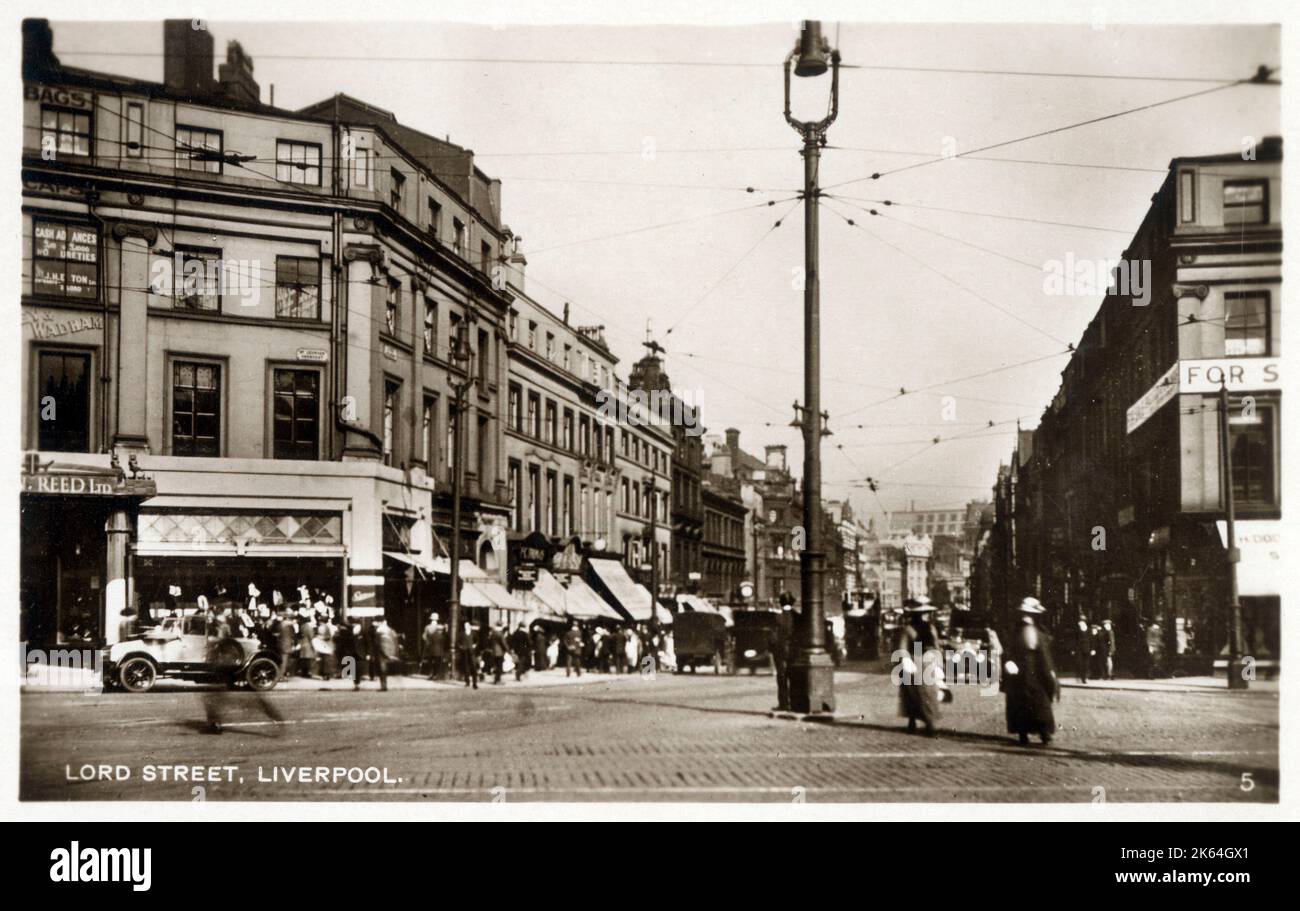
20, 455, 156, 648
133, 508, 346, 622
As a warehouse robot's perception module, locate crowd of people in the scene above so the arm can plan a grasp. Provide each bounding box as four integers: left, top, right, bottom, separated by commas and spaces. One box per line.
419, 616, 675, 686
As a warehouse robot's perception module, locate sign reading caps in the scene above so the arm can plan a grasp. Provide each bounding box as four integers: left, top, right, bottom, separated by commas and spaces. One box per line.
1127, 363, 1179, 434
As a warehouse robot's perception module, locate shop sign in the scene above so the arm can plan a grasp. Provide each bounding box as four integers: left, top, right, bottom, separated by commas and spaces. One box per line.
22, 470, 156, 498
23, 309, 103, 340
1180, 358, 1280, 395
1127, 362, 1179, 434
24, 84, 93, 109
1215, 520, 1283, 597
296, 348, 328, 362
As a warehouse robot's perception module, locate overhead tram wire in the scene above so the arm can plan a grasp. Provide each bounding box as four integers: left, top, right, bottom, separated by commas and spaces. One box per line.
821, 198, 1073, 348
664, 200, 800, 337
824, 194, 1134, 236
825, 73, 1275, 188
57, 48, 1260, 83
824, 146, 1168, 175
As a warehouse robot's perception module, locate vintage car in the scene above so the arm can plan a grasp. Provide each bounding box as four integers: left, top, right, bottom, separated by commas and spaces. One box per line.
103, 614, 282, 693
730, 608, 781, 673
672, 610, 730, 674
946, 626, 1003, 685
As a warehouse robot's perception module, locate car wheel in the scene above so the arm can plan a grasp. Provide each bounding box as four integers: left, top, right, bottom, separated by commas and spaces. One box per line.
245, 656, 281, 691
118, 656, 157, 693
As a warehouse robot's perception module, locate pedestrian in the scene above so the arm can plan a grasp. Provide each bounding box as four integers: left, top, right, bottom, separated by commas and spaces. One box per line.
895, 596, 943, 737
563, 623, 584, 677
1003, 597, 1060, 746
610, 626, 628, 674
510, 623, 532, 681
769, 593, 795, 711
298, 611, 317, 679
428, 615, 449, 680
462, 622, 480, 689
625, 624, 640, 673
372, 617, 399, 691
1075, 616, 1090, 684
315, 613, 336, 678
533, 625, 549, 671
1101, 619, 1117, 680
1088, 623, 1105, 681
334, 616, 360, 687
547, 633, 560, 670
274, 609, 296, 680
488, 623, 508, 684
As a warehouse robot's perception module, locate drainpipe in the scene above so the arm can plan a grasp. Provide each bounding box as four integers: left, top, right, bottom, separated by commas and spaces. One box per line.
85, 190, 110, 452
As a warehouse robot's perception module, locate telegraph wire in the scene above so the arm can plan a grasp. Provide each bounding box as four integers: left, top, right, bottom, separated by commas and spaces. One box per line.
824, 193, 1133, 236
822, 198, 1073, 348
525, 198, 798, 255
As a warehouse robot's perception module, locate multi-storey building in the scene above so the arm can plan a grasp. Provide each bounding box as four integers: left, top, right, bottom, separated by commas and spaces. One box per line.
501, 287, 620, 551
980, 138, 1282, 674
20, 20, 521, 652
700, 472, 748, 602
627, 348, 700, 596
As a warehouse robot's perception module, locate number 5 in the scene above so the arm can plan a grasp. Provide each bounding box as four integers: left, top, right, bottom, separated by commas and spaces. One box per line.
1241, 772, 1255, 792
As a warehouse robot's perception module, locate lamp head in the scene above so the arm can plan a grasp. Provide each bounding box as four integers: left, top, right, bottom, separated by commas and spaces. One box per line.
793, 21, 830, 78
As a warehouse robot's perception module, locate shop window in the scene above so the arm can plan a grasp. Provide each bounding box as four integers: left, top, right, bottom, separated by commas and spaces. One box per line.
172, 361, 221, 456
1229, 401, 1277, 509
1224, 292, 1270, 356
275, 256, 321, 320
276, 140, 322, 186
41, 105, 91, 157
36, 351, 91, 452
1223, 179, 1268, 226
272, 368, 319, 461
175, 246, 221, 311
175, 124, 222, 173
33, 218, 98, 300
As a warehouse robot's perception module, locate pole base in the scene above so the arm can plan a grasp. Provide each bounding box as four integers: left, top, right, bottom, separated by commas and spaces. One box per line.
1227, 659, 1251, 690
787, 650, 836, 715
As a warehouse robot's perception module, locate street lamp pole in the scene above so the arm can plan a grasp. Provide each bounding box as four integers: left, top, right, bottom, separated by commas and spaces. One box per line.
783, 21, 839, 716
446, 317, 475, 680
1218, 380, 1248, 689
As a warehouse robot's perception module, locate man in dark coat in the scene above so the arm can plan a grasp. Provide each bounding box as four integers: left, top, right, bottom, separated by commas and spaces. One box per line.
1004, 597, 1059, 745
372, 618, 400, 691
487, 623, 508, 684
1074, 616, 1090, 684
562, 624, 584, 677
770, 594, 795, 711
462, 622, 480, 688
533, 626, 549, 671
333, 618, 360, 688
275, 611, 296, 679
510, 623, 532, 681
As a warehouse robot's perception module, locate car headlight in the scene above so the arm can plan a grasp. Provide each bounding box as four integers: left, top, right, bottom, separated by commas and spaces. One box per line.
743, 649, 757, 658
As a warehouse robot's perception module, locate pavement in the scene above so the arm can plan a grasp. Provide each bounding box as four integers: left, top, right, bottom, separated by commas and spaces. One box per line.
1058, 675, 1279, 693
20, 665, 1279, 803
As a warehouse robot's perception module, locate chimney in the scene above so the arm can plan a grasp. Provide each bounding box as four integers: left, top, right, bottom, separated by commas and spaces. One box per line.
164, 19, 215, 98
725, 427, 740, 452
22, 19, 60, 80
562, 302, 570, 325
764, 444, 787, 472
218, 40, 260, 104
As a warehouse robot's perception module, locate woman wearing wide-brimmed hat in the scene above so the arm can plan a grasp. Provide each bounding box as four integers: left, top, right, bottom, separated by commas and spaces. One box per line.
1002, 597, 1060, 745
894, 596, 943, 736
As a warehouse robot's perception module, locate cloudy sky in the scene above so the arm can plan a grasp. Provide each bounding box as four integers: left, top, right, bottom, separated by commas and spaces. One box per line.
50, 15, 1280, 526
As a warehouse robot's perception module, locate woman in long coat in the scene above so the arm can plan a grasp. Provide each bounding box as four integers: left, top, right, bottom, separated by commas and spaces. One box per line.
895, 597, 943, 736
1003, 597, 1059, 745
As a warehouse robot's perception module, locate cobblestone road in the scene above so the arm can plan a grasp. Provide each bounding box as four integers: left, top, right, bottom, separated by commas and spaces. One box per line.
20, 667, 1278, 803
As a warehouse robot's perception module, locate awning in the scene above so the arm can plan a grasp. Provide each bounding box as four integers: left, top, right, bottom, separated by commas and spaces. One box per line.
459, 582, 494, 609
477, 580, 527, 612
563, 576, 623, 621
525, 570, 569, 621
429, 557, 489, 580
383, 551, 433, 573
637, 584, 674, 624
678, 594, 717, 614
587, 558, 654, 622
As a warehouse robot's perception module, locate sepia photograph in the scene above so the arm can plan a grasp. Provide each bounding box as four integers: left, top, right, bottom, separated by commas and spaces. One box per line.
5, 0, 1291, 828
